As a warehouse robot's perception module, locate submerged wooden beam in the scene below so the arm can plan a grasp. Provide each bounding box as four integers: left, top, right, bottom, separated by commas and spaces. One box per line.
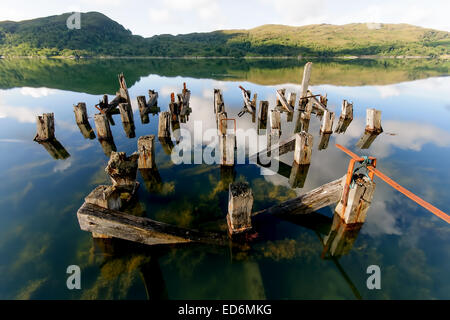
252, 176, 345, 217
77, 202, 228, 246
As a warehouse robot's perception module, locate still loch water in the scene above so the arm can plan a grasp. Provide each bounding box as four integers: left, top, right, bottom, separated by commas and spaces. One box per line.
0, 58, 449, 299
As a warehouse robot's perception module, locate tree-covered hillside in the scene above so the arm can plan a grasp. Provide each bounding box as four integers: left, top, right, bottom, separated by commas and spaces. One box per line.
0, 12, 448, 58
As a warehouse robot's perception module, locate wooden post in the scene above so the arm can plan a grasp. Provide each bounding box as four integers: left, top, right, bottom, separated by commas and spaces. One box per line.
158, 112, 171, 139
271, 110, 281, 137
34, 113, 55, 142
335, 100, 353, 134
320, 110, 335, 134
227, 182, 253, 235
293, 132, 313, 165
214, 89, 225, 125
105, 151, 139, 192
335, 175, 376, 224
180, 83, 191, 116
118, 103, 134, 124
73, 102, 88, 124
94, 113, 113, 140
138, 135, 155, 169
85, 185, 122, 211
137, 96, 149, 124
220, 134, 235, 166
299, 62, 312, 108
258, 101, 268, 131
217, 111, 228, 135
118, 73, 131, 106
365, 108, 383, 134
123, 121, 136, 139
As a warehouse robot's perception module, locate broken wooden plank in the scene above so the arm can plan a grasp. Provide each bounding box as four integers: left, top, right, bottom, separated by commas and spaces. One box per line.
77, 202, 229, 246
335, 100, 354, 134
253, 176, 345, 217
300, 62, 312, 103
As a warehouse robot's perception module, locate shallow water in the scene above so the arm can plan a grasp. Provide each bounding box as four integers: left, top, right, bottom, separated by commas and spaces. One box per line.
0, 58, 449, 299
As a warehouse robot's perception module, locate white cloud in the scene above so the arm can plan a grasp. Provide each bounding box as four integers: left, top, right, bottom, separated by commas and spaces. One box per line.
20, 87, 58, 98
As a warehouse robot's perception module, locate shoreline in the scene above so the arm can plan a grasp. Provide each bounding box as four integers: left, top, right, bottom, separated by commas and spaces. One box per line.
0, 55, 447, 60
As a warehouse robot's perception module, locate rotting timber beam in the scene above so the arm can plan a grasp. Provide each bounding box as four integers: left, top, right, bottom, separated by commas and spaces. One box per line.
252, 176, 345, 217
77, 202, 229, 246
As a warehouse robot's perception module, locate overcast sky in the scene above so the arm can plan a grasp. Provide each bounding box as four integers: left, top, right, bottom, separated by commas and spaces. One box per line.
0, 0, 448, 36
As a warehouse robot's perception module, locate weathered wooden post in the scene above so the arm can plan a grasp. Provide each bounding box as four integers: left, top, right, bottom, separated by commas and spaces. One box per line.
271, 110, 281, 138
220, 134, 235, 166
34, 113, 55, 141
289, 132, 313, 188
118, 73, 132, 106
218, 111, 228, 135
158, 111, 171, 139
138, 135, 155, 169
105, 151, 139, 192
258, 101, 269, 131
334, 175, 376, 224
287, 92, 296, 122
335, 100, 353, 134
118, 103, 134, 124
158, 111, 173, 154
356, 108, 383, 149
180, 83, 191, 117
365, 108, 383, 134
214, 89, 225, 126
85, 185, 122, 211
227, 182, 253, 236
299, 62, 312, 109
137, 95, 149, 124
73, 102, 88, 124
293, 132, 313, 165
320, 110, 335, 134
94, 113, 113, 140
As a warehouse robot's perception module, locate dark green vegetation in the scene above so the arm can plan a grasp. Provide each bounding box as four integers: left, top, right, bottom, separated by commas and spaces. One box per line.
0, 12, 448, 58
0, 58, 447, 94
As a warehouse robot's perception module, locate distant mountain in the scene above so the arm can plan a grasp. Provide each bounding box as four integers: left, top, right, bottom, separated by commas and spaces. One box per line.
0, 12, 448, 58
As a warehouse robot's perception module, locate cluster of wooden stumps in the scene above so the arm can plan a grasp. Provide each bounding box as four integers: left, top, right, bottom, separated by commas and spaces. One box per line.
28, 66, 381, 259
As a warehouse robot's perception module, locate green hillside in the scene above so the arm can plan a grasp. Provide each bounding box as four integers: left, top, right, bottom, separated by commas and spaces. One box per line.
0, 12, 448, 58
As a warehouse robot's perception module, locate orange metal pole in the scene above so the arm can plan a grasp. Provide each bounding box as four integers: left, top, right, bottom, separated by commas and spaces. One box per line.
367, 166, 450, 224
335, 144, 450, 224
